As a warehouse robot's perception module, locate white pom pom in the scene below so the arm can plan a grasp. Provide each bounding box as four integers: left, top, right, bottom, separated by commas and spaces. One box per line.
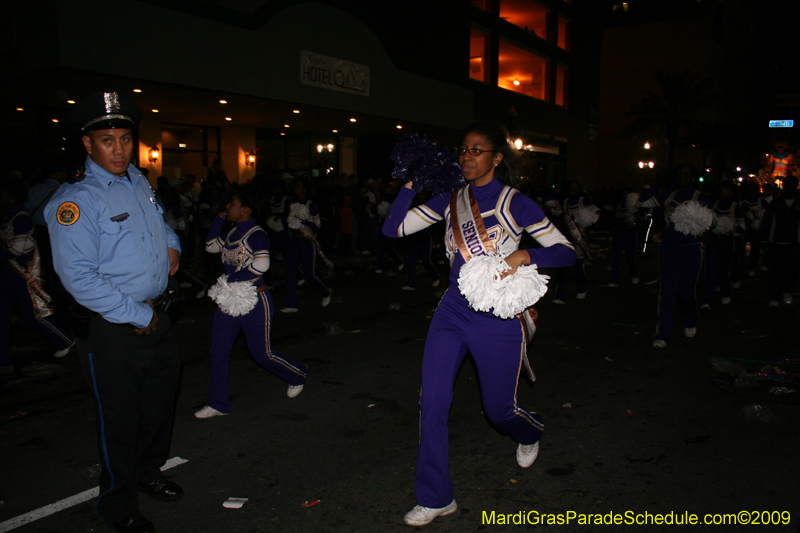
207, 274, 259, 316
289, 202, 310, 221
458, 253, 550, 319
670, 201, 713, 236
574, 205, 601, 228
266, 217, 283, 232
376, 201, 391, 217
287, 215, 302, 230
625, 192, 641, 214
713, 215, 735, 235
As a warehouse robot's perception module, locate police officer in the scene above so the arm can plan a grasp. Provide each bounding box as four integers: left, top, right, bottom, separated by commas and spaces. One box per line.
45, 92, 183, 533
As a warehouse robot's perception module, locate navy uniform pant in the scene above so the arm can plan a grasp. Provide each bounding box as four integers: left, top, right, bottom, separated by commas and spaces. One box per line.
78, 312, 181, 524
610, 229, 639, 284
655, 241, 702, 343
404, 235, 440, 288
284, 237, 330, 308
207, 290, 307, 413
555, 257, 588, 299
767, 243, 800, 301
703, 234, 735, 305
415, 290, 543, 508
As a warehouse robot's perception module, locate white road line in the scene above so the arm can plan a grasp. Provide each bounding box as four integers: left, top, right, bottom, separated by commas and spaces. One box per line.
0, 456, 188, 533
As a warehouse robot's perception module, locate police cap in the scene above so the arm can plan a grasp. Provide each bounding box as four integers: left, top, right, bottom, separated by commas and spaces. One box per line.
68, 91, 141, 133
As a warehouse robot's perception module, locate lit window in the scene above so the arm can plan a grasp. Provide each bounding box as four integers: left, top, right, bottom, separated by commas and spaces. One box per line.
499, 0, 550, 40
556, 64, 568, 107
498, 39, 549, 101
558, 16, 570, 51
470, 27, 490, 82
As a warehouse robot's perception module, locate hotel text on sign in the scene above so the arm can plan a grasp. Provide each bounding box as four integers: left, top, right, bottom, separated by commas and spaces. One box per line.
301, 51, 370, 97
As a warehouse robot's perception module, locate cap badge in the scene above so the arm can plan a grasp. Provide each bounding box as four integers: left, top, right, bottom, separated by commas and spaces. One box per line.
104, 92, 121, 114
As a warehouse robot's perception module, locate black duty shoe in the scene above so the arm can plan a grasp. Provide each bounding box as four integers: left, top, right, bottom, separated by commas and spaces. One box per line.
138, 477, 183, 502
113, 511, 155, 533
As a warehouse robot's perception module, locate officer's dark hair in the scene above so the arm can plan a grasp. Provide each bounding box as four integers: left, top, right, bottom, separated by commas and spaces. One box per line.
236, 181, 268, 220
460, 121, 519, 185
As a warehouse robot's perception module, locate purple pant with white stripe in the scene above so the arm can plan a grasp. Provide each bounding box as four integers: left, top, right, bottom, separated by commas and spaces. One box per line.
415, 289, 543, 508
207, 290, 307, 413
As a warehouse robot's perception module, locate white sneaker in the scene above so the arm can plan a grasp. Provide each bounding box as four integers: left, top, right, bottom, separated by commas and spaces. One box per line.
700, 303, 711, 310
607, 283, 619, 288
721, 297, 731, 305
178, 281, 192, 289
576, 292, 586, 299
632, 277, 640, 284
748, 269, 755, 277
731, 281, 741, 289
768, 300, 779, 308
287, 384, 304, 398
322, 291, 332, 307
397, 263, 405, 272
375, 269, 384, 274
195, 405, 227, 419
516, 441, 540, 468
685, 327, 697, 338
403, 500, 457, 526
281, 307, 299, 313
552, 299, 565, 305
432, 279, 440, 288
401, 285, 415, 291
784, 293, 793, 305
54, 340, 76, 358
652, 340, 667, 348
297, 279, 305, 286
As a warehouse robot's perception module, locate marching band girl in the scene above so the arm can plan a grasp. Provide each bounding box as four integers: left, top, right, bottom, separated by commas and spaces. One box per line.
280, 177, 333, 313
383, 122, 575, 526
195, 183, 307, 419
700, 181, 744, 309
638, 164, 712, 347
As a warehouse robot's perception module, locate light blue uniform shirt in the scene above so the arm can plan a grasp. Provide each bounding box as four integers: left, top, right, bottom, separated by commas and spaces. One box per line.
44, 156, 181, 328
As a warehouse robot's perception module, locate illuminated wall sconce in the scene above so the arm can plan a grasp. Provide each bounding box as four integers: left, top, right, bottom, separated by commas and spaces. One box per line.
643, 142, 651, 149
638, 161, 645, 169
513, 138, 523, 150
317, 144, 324, 153
648, 161, 655, 169
326, 143, 334, 153
149, 146, 160, 163
247, 152, 256, 166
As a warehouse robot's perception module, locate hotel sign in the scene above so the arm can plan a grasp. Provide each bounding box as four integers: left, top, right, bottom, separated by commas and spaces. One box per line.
301, 51, 370, 97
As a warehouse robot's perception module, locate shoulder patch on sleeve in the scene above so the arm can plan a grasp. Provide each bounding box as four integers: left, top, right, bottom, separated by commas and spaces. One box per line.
56, 202, 80, 226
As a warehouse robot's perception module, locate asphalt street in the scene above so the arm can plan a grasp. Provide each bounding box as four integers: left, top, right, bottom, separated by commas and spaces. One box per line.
2, 233, 799, 533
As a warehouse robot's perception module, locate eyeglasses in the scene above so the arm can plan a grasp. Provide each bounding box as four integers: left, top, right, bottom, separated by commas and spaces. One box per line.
457, 147, 496, 156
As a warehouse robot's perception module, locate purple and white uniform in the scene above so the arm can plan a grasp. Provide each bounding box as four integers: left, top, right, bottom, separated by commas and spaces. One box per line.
204, 216, 307, 413
639, 186, 711, 343
383, 178, 575, 509
284, 197, 331, 308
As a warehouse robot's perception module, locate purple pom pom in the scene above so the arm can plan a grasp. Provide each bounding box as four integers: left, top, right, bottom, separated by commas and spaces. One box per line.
391, 133, 465, 196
